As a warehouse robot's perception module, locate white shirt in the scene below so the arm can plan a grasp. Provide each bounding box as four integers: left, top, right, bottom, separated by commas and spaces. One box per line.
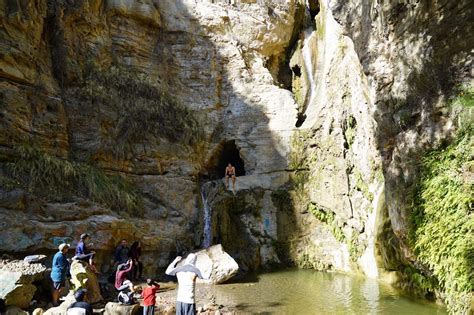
176, 271, 196, 304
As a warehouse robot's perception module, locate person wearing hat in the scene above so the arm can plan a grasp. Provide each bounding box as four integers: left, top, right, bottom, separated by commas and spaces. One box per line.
51, 243, 71, 306
165, 253, 209, 315
67, 288, 93, 315
75, 233, 95, 262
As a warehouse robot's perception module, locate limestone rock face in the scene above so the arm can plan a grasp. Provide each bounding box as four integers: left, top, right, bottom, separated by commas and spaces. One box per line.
0, 260, 47, 309
0, 0, 300, 272
69, 260, 102, 303
281, 0, 472, 301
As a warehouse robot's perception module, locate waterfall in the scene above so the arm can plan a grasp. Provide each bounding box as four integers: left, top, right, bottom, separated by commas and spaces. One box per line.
302, 27, 316, 112
358, 183, 384, 278
201, 186, 212, 248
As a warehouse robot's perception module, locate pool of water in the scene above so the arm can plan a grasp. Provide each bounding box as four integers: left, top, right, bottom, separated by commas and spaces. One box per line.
208, 269, 446, 314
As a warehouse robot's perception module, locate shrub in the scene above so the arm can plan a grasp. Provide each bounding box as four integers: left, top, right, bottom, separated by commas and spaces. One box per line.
2, 146, 143, 216
410, 127, 473, 313
67, 66, 204, 157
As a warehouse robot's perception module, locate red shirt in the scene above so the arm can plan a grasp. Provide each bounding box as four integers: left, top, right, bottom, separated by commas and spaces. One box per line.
142, 285, 159, 306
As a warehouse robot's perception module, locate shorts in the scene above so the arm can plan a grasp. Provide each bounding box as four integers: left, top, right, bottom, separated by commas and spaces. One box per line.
53, 280, 65, 290
176, 301, 196, 315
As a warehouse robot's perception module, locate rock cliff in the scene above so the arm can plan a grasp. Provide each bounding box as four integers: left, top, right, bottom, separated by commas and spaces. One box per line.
0, 0, 299, 273
0, 0, 472, 313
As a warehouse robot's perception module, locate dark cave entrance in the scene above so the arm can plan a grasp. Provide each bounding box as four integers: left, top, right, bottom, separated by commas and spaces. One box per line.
203, 140, 246, 180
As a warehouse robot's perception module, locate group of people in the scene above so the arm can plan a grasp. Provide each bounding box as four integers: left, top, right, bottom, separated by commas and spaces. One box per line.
51, 234, 208, 315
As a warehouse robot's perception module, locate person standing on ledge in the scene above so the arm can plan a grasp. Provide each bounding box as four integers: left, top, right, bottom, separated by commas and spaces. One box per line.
165, 253, 208, 315
225, 163, 236, 192
51, 243, 71, 306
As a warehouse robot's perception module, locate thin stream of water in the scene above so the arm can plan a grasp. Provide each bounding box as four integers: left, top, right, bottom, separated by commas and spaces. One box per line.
302, 27, 316, 111
201, 186, 212, 248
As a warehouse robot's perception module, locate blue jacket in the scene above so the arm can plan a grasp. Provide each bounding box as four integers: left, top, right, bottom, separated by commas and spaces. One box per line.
76, 241, 86, 256
50, 251, 70, 282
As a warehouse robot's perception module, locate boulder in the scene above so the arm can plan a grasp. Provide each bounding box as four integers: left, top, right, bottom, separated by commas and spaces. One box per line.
194, 245, 239, 284
69, 260, 103, 303
43, 294, 76, 315
104, 302, 140, 315
23, 255, 47, 264
4, 306, 29, 315
32, 308, 45, 315
0, 259, 47, 309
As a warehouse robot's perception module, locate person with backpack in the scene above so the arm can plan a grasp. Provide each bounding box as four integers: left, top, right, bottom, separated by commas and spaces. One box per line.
67, 289, 93, 315
141, 279, 160, 315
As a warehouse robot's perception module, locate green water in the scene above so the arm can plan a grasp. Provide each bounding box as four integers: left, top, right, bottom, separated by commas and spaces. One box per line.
209, 269, 446, 314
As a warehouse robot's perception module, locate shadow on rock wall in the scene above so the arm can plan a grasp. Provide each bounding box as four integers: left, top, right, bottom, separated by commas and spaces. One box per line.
0, 0, 300, 273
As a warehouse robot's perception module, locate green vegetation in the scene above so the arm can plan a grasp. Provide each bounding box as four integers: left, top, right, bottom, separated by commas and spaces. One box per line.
2, 146, 143, 215
289, 130, 313, 196
451, 84, 474, 108
348, 233, 367, 262
354, 169, 374, 202
67, 66, 204, 157
409, 126, 473, 313
399, 266, 439, 299
308, 203, 345, 242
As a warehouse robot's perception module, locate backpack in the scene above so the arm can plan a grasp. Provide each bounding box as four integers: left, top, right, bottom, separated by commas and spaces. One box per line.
117, 291, 134, 305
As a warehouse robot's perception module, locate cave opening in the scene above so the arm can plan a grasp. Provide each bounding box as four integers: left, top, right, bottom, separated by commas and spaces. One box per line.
308, 0, 320, 21
203, 140, 246, 180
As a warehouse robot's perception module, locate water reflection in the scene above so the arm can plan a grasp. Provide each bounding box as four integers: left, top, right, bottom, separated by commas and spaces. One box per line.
210, 269, 446, 315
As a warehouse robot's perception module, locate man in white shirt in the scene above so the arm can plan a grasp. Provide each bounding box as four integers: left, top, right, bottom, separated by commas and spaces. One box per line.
165, 253, 208, 315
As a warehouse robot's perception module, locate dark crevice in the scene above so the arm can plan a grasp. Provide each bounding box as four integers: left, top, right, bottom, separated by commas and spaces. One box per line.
292, 65, 301, 77
308, 0, 320, 21
45, 1, 68, 89
268, 2, 307, 91
295, 113, 306, 127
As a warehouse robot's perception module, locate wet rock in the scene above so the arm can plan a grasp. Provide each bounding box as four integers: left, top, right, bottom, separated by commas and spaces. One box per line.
103, 302, 140, 315
69, 260, 103, 303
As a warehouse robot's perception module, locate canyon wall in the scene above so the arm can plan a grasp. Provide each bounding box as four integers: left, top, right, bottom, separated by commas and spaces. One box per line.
0, 0, 472, 312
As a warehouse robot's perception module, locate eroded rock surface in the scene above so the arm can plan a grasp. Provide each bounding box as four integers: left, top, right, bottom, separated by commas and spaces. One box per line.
0, 259, 47, 309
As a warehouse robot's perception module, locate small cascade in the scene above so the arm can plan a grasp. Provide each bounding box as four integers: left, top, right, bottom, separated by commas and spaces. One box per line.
358, 183, 385, 278
200, 181, 221, 249
201, 186, 212, 249
302, 27, 316, 114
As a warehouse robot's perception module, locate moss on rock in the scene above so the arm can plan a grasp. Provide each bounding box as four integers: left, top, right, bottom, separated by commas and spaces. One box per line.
409, 124, 473, 313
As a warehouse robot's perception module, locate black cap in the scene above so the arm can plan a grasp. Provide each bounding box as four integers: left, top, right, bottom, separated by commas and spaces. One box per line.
80, 233, 89, 240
